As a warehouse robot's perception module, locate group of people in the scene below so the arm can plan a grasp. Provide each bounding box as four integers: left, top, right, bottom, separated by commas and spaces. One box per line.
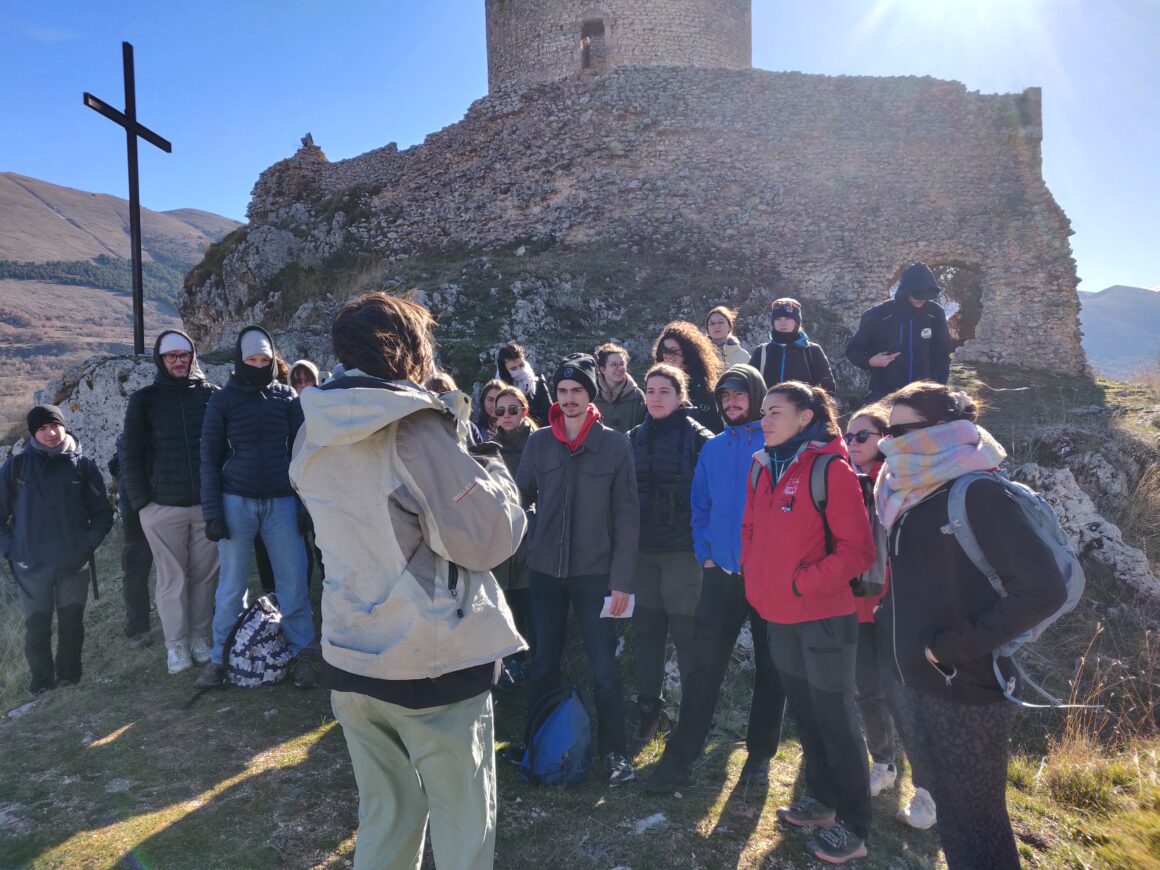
0, 262, 1062, 870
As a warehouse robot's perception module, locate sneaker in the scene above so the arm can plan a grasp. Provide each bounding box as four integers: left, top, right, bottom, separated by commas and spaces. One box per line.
776, 795, 836, 829
640, 754, 692, 795
605, 752, 636, 787
499, 743, 526, 767
738, 755, 771, 787
128, 630, 153, 650
193, 662, 225, 689
293, 649, 321, 689
869, 762, 897, 796
167, 643, 193, 675
807, 821, 868, 864
190, 639, 213, 665
896, 787, 937, 829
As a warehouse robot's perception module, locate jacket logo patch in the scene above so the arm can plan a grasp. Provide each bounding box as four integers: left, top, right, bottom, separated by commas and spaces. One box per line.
921, 327, 933, 339
779, 494, 796, 513
782, 476, 800, 497
453, 482, 477, 503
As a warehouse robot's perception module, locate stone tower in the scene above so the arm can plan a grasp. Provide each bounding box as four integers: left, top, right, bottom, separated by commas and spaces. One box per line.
485, 0, 752, 92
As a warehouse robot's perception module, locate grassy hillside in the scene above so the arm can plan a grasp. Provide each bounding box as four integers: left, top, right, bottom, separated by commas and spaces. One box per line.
1, 364, 1158, 869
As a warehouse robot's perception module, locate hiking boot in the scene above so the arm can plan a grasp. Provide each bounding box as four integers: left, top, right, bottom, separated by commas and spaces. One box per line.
190, 639, 213, 665
127, 630, 153, 650
807, 822, 868, 864
605, 752, 636, 787
499, 743, 526, 767
28, 682, 53, 697
738, 755, 771, 787
776, 795, 836, 829
193, 662, 225, 689
896, 787, 937, 829
293, 649, 321, 689
869, 762, 897, 796
640, 755, 692, 795
167, 643, 193, 675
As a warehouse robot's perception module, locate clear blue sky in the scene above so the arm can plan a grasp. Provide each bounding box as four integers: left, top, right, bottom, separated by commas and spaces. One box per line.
2, 1, 1156, 293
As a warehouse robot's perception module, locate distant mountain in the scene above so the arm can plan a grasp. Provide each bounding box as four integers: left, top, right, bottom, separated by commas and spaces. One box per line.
0, 172, 242, 430
1079, 285, 1160, 379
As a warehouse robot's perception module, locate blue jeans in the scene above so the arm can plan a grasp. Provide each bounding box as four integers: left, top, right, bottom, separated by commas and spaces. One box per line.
211, 494, 313, 663
527, 572, 626, 756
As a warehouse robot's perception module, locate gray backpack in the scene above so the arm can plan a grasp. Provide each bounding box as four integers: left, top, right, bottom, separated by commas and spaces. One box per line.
946, 471, 1086, 707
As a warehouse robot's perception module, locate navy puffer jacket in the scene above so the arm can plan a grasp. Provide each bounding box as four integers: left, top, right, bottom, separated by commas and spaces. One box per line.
629, 408, 711, 552
121, 329, 218, 510
200, 327, 303, 522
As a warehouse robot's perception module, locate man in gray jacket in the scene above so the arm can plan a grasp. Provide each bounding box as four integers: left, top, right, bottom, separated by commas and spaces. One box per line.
290, 293, 526, 870
510, 352, 640, 785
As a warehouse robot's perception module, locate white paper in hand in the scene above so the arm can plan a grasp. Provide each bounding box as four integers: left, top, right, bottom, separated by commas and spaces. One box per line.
600, 594, 635, 619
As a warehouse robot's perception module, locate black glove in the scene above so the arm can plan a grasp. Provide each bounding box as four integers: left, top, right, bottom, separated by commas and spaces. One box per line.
297, 504, 313, 536
467, 441, 503, 467
205, 518, 230, 542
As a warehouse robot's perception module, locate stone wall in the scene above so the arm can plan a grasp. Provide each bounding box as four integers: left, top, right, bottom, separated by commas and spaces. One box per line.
205, 65, 1084, 374
485, 0, 751, 91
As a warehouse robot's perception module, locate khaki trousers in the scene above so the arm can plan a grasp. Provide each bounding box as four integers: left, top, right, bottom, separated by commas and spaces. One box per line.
138, 502, 219, 649
331, 689, 497, 870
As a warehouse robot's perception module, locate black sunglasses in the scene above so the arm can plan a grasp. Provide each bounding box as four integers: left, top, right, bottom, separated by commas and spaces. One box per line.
844, 429, 882, 444
494, 404, 525, 417
885, 421, 935, 439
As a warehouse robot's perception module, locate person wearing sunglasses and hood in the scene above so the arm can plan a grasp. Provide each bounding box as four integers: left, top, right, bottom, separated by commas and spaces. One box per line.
195, 325, 317, 690
748, 298, 837, 397
845, 262, 953, 403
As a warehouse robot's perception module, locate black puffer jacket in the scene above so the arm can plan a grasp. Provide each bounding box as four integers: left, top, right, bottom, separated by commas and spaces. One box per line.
121, 329, 218, 510
879, 477, 1068, 705
629, 408, 711, 552
200, 327, 303, 522
748, 331, 837, 395
0, 437, 113, 577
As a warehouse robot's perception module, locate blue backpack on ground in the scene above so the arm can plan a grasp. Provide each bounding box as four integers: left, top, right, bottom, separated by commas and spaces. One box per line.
222, 594, 293, 687
518, 686, 592, 785
946, 471, 1087, 707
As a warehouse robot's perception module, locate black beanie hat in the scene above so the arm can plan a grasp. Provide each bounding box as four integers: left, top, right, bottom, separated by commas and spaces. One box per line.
897, 263, 941, 302
770, 298, 803, 329
27, 404, 65, 435
552, 353, 598, 402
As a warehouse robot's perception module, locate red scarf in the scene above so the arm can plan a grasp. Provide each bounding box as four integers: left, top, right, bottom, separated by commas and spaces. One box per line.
549, 403, 601, 452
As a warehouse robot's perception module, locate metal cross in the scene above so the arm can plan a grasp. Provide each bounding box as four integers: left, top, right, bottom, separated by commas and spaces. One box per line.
83, 42, 172, 355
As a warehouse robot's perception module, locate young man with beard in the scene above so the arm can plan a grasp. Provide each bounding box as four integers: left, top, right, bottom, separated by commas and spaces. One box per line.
496, 341, 552, 427
594, 342, 646, 433
509, 353, 641, 785
290, 293, 527, 870
845, 261, 953, 403
121, 330, 220, 674
642, 363, 788, 794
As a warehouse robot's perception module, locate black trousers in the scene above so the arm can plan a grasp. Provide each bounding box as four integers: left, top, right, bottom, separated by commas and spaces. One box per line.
121, 510, 154, 637
768, 615, 871, 839
15, 566, 89, 690
665, 566, 785, 768
898, 684, 1019, 869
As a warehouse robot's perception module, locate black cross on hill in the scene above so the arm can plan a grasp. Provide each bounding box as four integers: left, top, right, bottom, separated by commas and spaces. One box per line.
84, 41, 172, 355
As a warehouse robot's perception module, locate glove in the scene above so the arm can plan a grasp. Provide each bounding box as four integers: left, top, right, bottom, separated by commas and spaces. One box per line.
297, 504, 313, 536
466, 440, 503, 467
205, 518, 230, 542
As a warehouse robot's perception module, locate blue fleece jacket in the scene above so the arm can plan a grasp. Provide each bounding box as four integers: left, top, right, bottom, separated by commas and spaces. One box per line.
690, 419, 764, 573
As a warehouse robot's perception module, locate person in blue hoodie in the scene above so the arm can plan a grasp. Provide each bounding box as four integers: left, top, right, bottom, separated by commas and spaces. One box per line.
0, 405, 113, 695
845, 261, 953, 403
642, 363, 787, 794
748, 299, 837, 395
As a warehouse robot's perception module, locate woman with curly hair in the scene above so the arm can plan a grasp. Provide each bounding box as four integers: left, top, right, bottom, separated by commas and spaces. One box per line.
653, 321, 723, 433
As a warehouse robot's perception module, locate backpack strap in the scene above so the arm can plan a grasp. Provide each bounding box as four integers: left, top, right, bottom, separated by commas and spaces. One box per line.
809, 453, 838, 554
758, 345, 768, 382
946, 471, 1008, 599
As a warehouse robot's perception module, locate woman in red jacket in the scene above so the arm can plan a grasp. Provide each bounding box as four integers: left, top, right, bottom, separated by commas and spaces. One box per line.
742, 381, 875, 865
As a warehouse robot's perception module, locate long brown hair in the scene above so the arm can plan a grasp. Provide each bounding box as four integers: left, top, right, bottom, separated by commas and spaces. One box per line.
766, 380, 840, 440
653, 320, 722, 389
889, 381, 981, 424
332, 292, 436, 384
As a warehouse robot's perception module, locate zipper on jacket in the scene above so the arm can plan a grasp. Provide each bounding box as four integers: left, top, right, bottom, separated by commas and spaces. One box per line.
557, 450, 577, 577
448, 562, 464, 618
179, 390, 196, 500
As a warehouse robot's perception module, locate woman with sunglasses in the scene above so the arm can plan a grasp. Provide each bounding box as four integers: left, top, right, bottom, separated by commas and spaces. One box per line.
653, 321, 724, 434
490, 386, 538, 689
629, 364, 713, 743
846, 405, 936, 827
876, 381, 1067, 869
742, 381, 875, 864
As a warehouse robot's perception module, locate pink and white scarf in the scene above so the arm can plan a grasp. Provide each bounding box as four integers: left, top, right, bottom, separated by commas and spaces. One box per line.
875, 419, 1006, 530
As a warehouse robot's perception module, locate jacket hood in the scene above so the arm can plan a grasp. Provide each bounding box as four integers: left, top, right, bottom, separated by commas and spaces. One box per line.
232, 325, 277, 387
289, 359, 320, 384
596, 370, 640, 404
301, 370, 451, 447
714, 363, 766, 425
894, 262, 941, 304
152, 329, 205, 385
